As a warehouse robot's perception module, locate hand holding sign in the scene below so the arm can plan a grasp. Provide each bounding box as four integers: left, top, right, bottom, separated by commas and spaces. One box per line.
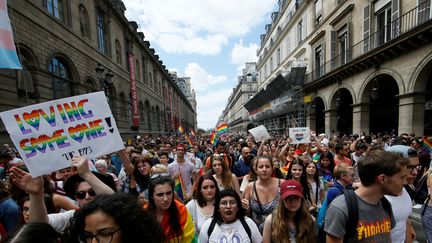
10, 166, 43, 195
71, 156, 90, 176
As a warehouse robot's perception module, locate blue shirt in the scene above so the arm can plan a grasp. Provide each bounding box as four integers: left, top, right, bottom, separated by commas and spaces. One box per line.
232, 159, 251, 177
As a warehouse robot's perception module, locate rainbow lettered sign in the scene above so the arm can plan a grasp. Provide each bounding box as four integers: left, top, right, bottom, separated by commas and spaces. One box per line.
289, 127, 310, 144
0, 91, 124, 176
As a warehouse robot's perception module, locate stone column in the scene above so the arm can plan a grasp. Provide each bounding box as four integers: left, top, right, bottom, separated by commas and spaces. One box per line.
398, 92, 425, 135
352, 103, 370, 135
324, 109, 337, 135
307, 111, 316, 131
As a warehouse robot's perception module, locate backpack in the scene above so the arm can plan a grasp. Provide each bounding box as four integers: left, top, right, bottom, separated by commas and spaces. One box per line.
207, 217, 251, 241
317, 189, 393, 243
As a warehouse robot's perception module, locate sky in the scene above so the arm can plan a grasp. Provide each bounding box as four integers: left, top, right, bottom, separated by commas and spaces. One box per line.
122, 0, 278, 130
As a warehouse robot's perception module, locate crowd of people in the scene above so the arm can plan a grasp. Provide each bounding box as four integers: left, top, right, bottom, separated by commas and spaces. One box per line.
0, 130, 430, 242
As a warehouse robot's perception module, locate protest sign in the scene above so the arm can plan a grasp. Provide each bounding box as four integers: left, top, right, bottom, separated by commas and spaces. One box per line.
289, 127, 310, 144
0, 91, 124, 176
248, 125, 270, 142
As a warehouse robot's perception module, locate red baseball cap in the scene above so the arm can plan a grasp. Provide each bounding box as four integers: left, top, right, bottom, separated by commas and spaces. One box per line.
281, 180, 304, 199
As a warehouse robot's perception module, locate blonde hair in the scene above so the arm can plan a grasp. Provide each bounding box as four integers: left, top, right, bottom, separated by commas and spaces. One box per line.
333, 163, 354, 179
149, 164, 168, 177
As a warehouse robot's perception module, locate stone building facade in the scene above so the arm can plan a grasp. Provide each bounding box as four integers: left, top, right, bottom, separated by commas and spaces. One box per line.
221, 62, 258, 134
247, 0, 432, 137
0, 0, 196, 143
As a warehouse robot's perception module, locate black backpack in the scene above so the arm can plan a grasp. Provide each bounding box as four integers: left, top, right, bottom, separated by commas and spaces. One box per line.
207, 217, 251, 241
319, 189, 393, 243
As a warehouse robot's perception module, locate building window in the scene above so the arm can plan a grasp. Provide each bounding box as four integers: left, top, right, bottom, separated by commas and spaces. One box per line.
338, 25, 348, 65
315, 45, 323, 78
315, 0, 323, 25
115, 40, 122, 64
96, 8, 108, 54
277, 48, 281, 65
375, 3, 391, 45
136, 59, 141, 81
297, 20, 303, 44
142, 57, 147, 85
270, 57, 273, 72
45, 0, 64, 21
49, 57, 71, 99
149, 73, 153, 89
119, 92, 128, 119
264, 64, 268, 78
79, 5, 90, 38
139, 101, 144, 124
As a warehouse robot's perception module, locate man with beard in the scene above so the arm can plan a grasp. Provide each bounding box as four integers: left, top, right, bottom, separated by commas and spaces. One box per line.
232, 147, 253, 184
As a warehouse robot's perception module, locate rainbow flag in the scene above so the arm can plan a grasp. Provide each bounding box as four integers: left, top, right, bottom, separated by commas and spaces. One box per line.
190, 129, 196, 137
217, 122, 228, 135
0, 0, 21, 69
422, 136, 432, 153
174, 169, 186, 201
186, 134, 194, 148
178, 126, 184, 134
210, 130, 218, 147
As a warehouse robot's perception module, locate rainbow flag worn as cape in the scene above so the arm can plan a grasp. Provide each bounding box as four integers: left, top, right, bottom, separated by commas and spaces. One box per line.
186, 134, 194, 148
210, 130, 218, 147
422, 136, 432, 153
174, 168, 186, 201
178, 126, 184, 134
217, 122, 228, 135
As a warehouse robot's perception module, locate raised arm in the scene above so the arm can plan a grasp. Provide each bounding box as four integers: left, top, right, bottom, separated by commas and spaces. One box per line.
9, 167, 48, 223
117, 149, 135, 175
71, 156, 115, 195
278, 137, 292, 162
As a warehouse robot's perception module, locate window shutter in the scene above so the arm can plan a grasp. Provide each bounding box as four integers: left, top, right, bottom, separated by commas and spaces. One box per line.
321, 42, 326, 74
330, 31, 336, 70
302, 14, 307, 41
391, 0, 400, 37
363, 5, 370, 53
346, 22, 352, 62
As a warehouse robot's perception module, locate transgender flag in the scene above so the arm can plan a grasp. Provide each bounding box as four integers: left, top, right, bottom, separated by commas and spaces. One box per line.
0, 0, 21, 69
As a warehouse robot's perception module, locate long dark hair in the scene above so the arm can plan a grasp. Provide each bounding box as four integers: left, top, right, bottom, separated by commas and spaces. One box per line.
285, 158, 312, 204
213, 189, 245, 224
8, 222, 60, 243
194, 174, 220, 207
148, 175, 182, 240
132, 155, 152, 191
71, 193, 163, 243
317, 152, 335, 175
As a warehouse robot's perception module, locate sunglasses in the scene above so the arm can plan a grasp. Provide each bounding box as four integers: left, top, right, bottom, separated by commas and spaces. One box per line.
150, 172, 170, 180
75, 189, 96, 199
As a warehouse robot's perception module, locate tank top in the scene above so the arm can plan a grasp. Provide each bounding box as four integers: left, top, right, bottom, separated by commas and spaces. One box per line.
250, 179, 281, 229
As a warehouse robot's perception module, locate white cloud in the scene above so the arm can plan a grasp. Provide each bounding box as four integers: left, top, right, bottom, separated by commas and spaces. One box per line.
230, 39, 259, 74
123, 0, 274, 55
184, 63, 227, 92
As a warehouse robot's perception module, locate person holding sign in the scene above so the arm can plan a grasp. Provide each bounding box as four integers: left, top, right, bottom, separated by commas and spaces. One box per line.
9, 156, 116, 233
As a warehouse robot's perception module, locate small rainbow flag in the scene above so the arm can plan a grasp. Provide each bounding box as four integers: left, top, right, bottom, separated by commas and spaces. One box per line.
174, 168, 186, 201
190, 129, 196, 137
422, 136, 432, 153
210, 130, 218, 147
186, 134, 194, 148
178, 126, 184, 134
217, 122, 228, 135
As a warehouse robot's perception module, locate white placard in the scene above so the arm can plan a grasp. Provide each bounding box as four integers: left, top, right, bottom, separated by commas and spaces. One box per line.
289, 127, 310, 144
248, 125, 271, 142
0, 91, 125, 176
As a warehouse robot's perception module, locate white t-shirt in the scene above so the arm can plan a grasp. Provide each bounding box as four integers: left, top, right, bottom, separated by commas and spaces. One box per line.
198, 217, 262, 243
385, 187, 412, 243
186, 199, 213, 235
48, 209, 76, 233
310, 180, 324, 208
168, 160, 195, 194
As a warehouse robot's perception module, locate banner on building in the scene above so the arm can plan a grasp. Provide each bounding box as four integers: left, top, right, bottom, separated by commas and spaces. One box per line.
0, 0, 22, 69
289, 127, 310, 144
248, 125, 270, 142
0, 91, 124, 176
128, 53, 139, 127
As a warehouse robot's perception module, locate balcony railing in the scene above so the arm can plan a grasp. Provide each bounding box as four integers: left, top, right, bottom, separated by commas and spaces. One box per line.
306, 2, 431, 83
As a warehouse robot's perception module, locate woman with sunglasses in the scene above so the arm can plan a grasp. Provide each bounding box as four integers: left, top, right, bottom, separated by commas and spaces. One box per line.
186, 174, 220, 236
147, 174, 197, 243
9, 156, 116, 233
70, 193, 163, 243
199, 189, 262, 243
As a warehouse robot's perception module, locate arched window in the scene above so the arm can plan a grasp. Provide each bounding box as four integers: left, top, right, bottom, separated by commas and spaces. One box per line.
145, 101, 152, 131
85, 79, 97, 93
136, 59, 141, 81
156, 106, 161, 131
119, 92, 128, 119
79, 5, 90, 38
49, 56, 71, 99
106, 85, 117, 118
148, 73, 153, 89
139, 101, 144, 124
115, 40, 122, 64
142, 57, 147, 85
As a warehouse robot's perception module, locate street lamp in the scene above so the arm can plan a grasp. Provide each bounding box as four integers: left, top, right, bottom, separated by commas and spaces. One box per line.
95, 63, 114, 94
